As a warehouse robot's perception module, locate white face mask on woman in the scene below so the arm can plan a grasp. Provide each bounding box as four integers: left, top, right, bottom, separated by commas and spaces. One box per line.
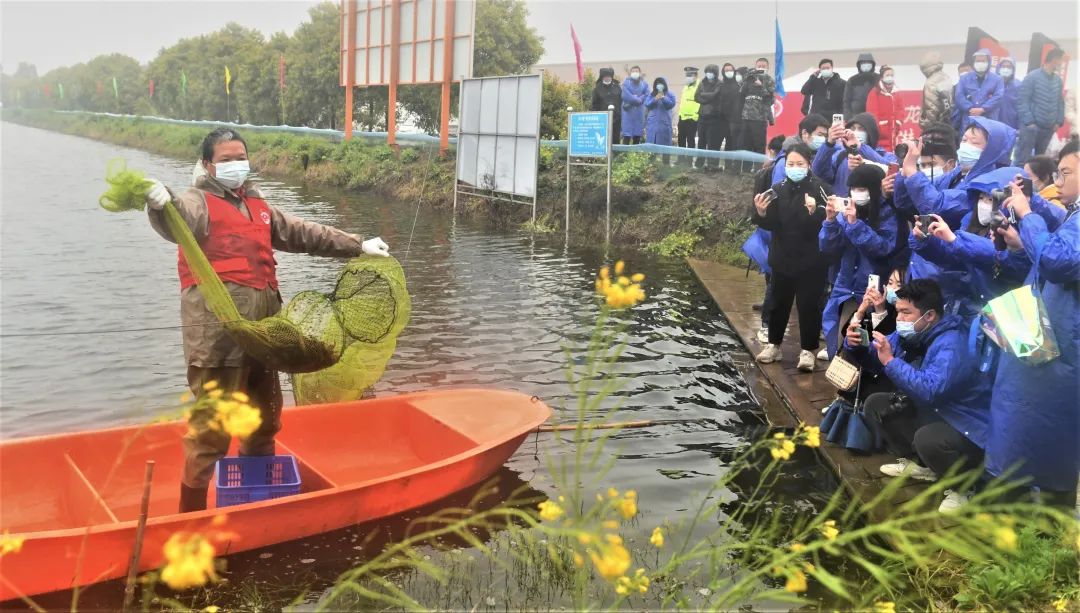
977, 196, 995, 225
851, 189, 872, 206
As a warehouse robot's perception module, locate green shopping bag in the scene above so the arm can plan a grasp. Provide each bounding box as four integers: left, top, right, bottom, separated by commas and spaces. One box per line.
979, 244, 1060, 365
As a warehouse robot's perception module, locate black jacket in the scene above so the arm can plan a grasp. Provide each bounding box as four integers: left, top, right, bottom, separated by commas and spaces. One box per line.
591, 69, 623, 134
800, 73, 846, 117
718, 74, 743, 121
843, 53, 879, 119
752, 175, 831, 274
694, 64, 724, 119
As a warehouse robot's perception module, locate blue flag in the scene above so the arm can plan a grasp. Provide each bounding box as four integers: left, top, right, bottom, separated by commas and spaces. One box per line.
774, 17, 785, 97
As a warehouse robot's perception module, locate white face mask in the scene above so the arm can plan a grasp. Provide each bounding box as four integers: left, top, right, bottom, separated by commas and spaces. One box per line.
705, 72, 716, 81
819, 69, 833, 79
1000, 67, 1013, 78
977, 197, 994, 225
854, 130, 868, 145
859, 63, 873, 73
630, 71, 641, 80
602, 78, 612, 85
921, 165, 946, 179
213, 160, 250, 189
851, 189, 871, 206
973, 61, 989, 73
686, 75, 696, 84
735, 74, 743, 84
656, 83, 666, 92
723, 70, 734, 79
882, 76, 895, 85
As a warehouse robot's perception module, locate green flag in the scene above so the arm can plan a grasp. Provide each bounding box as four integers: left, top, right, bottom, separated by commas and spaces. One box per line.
112, 77, 119, 98
58, 83, 64, 99
180, 70, 187, 97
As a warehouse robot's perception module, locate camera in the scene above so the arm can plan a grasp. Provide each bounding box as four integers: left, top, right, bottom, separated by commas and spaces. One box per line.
990, 211, 1011, 250
916, 216, 932, 236
894, 143, 909, 161
875, 392, 916, 422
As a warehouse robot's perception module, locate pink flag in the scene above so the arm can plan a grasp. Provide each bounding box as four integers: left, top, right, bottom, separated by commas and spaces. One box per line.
570, 23, 584, 83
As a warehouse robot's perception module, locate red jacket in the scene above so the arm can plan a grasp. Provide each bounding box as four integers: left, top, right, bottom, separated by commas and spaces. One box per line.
177, 191, 278, 290
865, 84, 903, 151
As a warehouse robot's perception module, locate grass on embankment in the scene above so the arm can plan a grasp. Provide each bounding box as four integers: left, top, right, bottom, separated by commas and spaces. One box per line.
3, 109, 758, 264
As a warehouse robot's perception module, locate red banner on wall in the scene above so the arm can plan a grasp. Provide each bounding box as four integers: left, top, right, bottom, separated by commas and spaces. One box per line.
767, 91, 924, 149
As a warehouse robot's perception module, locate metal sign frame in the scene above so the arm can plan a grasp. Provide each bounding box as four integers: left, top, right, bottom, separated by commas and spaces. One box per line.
566, 109, 613, 243
453, 73, 544, 220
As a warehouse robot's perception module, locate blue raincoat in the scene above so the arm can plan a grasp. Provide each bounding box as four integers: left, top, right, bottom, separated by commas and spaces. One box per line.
955, 50, 1006, 127
741, 229, 771, 274
996, 58, 1021, 130
643, 77, 676, 145
985, 205, 1080, 492
811, 112, 898, 197
620, 76, 650, 138
818, 201, 898, 357
846, 314, 993, 448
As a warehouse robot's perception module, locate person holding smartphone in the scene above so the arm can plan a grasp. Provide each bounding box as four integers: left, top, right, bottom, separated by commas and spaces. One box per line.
752, 142, 831, 372
818, 164, 898, 360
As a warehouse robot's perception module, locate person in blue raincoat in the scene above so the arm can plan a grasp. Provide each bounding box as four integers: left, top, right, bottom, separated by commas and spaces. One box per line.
620, 66, 650, 144
819, 164, 897, 358
995, 57, 1020, 131
982, 140, 1080, 506
954, 49, 1005, 129
812, 112, 897, 197
844, 279, 992, 511
644, 76, 676, 164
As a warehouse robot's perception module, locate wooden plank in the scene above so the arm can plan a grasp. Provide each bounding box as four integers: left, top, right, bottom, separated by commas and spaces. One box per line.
688, 258, 907, 523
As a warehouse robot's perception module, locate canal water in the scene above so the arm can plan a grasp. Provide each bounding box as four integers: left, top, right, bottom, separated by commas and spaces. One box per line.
0, 122, 834, 609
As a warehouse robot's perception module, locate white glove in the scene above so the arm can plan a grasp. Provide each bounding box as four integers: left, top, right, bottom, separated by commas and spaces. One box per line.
145, 180, 171, 211
362, 237, 390, 257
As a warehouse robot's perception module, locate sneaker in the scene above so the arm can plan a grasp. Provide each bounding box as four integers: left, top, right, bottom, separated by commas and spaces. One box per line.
879, 458, 937, 482
797, 350, 815, 372
938, 489, 970, 512
756, 344, 782, 363
816, 348, 829, 361
756, 327, 770, 344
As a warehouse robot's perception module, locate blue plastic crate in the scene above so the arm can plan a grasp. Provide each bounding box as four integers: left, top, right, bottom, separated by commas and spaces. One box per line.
215, 455, 301, 508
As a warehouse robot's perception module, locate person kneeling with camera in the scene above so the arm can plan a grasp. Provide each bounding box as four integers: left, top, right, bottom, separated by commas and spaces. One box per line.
844, 279, 992, 512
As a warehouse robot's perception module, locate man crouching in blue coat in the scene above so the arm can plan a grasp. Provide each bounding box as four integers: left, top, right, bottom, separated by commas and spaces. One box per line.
844, 279, 992, 512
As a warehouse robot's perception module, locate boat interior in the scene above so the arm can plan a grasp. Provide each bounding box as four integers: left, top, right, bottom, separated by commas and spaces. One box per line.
0, 391, 533, 534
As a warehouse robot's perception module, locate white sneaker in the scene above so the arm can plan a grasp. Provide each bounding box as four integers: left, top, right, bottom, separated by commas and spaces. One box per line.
756, 344, 782, 363
938, 489, 970, 512
797, 350, 815, 372
816, 348, 829, 361
756, 327, 770, 344
879, 458, 937, 482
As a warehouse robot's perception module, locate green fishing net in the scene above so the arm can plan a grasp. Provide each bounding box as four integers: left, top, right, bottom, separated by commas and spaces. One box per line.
100, 160, 411, 400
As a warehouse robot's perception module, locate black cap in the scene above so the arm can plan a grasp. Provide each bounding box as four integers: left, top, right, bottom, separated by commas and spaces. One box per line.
683, 66, 699, 74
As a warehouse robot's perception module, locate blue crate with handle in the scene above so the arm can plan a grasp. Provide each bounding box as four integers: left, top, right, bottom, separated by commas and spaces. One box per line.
215, 455, 302, 507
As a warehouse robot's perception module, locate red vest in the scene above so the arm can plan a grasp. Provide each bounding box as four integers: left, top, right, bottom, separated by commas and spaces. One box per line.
177, 191, 279, 290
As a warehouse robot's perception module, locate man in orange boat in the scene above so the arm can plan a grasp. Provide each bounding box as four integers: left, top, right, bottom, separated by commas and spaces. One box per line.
143, 127, 391, 513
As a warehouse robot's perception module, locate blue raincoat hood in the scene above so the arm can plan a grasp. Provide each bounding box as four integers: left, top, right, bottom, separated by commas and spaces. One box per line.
966, 165, 1026, 196
963, 117, 1016, 180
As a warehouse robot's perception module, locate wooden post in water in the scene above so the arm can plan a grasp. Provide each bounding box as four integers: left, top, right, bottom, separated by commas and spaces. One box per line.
122, 461, 155, 611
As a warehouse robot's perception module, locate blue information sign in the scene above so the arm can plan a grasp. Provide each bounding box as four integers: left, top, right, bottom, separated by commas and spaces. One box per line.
568, 112, 610, 158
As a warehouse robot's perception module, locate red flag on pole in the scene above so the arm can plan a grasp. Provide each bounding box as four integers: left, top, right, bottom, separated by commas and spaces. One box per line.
570, 23, 584, 83
149, 79, 155, 98
279, 54, 286, 90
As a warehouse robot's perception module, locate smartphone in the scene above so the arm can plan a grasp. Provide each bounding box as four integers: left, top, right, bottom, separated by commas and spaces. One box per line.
761, 188, 776, 202
858, 326, 870, 346
887, 162, 899, 176
837, 197, 851, 212
916, 216, 931, 235
867, 274, 880, 292
832, 113, 845, 125
1019, 177, 1033, 198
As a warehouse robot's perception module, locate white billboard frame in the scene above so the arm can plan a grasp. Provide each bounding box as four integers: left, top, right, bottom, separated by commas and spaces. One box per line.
453, 72, 544, 220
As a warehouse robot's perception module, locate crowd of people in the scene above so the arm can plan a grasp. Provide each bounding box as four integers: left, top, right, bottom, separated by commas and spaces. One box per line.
740, 46, 1077, 513
591, 47, 1070, 169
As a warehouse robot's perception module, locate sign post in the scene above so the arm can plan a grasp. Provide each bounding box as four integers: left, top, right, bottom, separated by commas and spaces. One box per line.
566, 108, 613, 243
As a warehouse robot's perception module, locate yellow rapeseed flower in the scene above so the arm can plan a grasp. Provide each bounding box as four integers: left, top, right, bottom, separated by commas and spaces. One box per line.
650, 526, 664, 548
231, 391, 250, 403
631, 273, 645, 283
208, 389, 224, 400
602, 520, 619, 530
578, 533, 593, 545
789, 542, 806, 553
538, 500, 565, 522
590, 541, 632, 580
614, 260, 625, 275
607, 487, 619, 498
215, 401, 262, 439
203, 607, 221, 613
784, 569, 808, 593
180, 391, 193, 403
160, 533, 217, 590
573, 552, 584, 567
0, 531, 25, 556
873, 602, 896, 613
803, 425, 821, 448
605, 533, 623, 546
617, 275, 631, 287
994, 526, 1018, 551
1053, 597, 1068, 612
618, 493, 638, 519
599, 266, 610, 280
770, 434, 797, 461
202, 380, 219, 391
819, 520, 840, 541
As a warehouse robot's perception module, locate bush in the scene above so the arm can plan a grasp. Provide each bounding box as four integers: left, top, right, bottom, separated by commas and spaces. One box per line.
612, 151, 656, 187
645, 231, 701, 258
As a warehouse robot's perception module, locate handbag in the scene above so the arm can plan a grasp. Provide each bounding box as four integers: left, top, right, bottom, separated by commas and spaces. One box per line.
825, 353, 860, 391
978, 244, 1060, 366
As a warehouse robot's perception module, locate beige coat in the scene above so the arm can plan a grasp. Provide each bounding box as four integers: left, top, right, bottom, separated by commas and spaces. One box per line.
149, 175, 364, 367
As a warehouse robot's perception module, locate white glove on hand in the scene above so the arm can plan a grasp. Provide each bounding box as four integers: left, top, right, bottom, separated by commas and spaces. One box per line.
362, 237, 390, 257
145, 180, 171, 211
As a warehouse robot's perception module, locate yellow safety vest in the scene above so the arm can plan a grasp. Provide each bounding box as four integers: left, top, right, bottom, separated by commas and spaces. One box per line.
679, 81, 700, 121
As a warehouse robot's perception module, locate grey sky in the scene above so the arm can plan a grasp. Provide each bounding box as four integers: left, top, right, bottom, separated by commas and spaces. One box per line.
2, 0, 1077, 75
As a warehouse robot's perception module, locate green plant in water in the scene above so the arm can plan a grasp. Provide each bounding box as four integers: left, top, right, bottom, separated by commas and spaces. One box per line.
521, 213, 559, 235
646, 231, 702, 258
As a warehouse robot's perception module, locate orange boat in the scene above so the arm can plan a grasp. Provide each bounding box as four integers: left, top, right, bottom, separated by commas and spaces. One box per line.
0, 388, 550, 601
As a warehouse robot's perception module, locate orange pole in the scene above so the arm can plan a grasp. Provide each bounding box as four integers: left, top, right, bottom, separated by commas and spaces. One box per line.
387, 0, 400, 148
439, 0, 456, 155
344, 0, 357, 139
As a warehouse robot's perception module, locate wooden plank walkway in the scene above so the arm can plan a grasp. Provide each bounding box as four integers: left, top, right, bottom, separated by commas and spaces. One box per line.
688, 259, 929, 512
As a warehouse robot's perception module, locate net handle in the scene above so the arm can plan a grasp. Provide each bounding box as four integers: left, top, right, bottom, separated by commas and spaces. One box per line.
162, 200, 242, 323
